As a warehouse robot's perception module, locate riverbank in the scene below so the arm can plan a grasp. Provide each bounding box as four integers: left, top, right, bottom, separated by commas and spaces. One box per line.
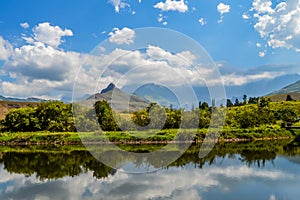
0, 125, 295, 145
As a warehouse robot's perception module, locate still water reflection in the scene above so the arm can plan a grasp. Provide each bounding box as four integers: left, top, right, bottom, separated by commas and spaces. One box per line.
0, 140, 300, 200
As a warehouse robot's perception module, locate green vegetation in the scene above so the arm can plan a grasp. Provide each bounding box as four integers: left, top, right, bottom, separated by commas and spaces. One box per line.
0, 97, 299, 143
1, 101, 75, 132
0, 125, 293, 145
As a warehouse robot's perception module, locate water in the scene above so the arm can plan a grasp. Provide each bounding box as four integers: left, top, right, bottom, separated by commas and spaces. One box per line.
0, 140, 300, 200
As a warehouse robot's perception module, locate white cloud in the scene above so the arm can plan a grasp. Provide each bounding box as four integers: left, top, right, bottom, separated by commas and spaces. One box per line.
108, 0, 129, 13
252, 0, 274, 14
198, 18, 206, 26
158, 13, 164, 22
32, 22, 73, 48
20, 22, 29, 29
157, 14, 168, 26
108, 27, 136, 45
259, 51, 266, 57
242, 13, 250, 19
256, 42, 262, 47
217, 3, 230, 15
0, 36, 12, 60
221, 71, 284, 86
0, 161, 297, 200
217, 3, 230, 23
154, 0, 188, 13
0, 23, 84, 99
251, 0, 300, 51
146, 45, 197, 68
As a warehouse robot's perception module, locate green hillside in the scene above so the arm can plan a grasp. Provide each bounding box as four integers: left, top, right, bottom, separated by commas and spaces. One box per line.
267, 80, 300, 101
269, 80, 300, 95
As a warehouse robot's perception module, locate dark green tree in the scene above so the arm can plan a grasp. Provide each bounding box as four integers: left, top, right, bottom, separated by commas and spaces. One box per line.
286, 94, 293, 101
243, 94, 247, 105
226, 99, 233, 107
94, 100, 119, 131
36, 101, 75, 132
1, 107, 40, 132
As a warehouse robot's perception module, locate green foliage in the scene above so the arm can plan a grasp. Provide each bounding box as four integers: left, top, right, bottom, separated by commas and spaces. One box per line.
36, 101, 75, 132
1, 107, 39, 132
1, 101, 75, 132
94, 100, 120, 131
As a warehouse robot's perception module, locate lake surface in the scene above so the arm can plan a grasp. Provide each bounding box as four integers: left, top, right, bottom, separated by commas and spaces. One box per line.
1, 140, 300, 200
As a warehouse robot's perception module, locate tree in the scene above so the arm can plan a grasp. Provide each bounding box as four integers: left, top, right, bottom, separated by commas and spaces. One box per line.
199, 102, 209, 110
258, 97, 270, 108
248, 97, 259, 104
243, 94, 247, 105
275, 107, 297, 123
1, 107, 39, 132
94, 100, 119, 131
234, 98, 240, 106
36, 101, 75, 132
226, 99, 233, 107
286, 94, 293, 101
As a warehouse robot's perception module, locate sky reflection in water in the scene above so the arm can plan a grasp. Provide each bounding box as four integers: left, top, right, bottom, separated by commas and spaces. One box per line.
0, 144, 300, 200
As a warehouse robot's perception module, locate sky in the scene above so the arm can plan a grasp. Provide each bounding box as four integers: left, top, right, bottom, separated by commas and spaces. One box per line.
0, 0, 300, 100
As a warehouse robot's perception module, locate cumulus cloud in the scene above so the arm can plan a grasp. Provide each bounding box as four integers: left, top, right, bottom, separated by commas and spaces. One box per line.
20, 22, 29, 29
251, 0, 300, 52
217, 3, 230, 23
0, 36, 12, 60
217, 3, 230, 15
108, 0, 130, 13
252, 0, 274, 14
30, 22, 73, 48
154, 0, 188, 13
0, 23, 83, 99
108, 27, 136, 45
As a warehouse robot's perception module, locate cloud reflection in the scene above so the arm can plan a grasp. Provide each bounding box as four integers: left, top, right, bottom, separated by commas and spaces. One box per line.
0, 161, 297, 200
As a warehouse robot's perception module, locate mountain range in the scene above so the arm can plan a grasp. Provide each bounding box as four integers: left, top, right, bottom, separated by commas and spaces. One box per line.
1, 73, 300, 109
0, 95, 45, 102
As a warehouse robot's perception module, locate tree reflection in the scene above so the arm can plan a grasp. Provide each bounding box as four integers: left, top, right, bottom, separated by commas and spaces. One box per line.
0, 139, 300, 180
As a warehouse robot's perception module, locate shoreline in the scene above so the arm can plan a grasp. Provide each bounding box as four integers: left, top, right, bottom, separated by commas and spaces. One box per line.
0, 136, 293, 146
0, 126, 295, 146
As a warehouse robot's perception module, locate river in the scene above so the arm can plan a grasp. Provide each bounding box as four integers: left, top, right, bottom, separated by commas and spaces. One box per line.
0, 140, 300, 199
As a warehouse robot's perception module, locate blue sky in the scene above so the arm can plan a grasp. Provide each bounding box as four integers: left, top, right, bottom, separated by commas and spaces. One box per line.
0, 0, 299, 99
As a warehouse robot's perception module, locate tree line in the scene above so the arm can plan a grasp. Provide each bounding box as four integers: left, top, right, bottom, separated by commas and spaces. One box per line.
0, 96, 299, 132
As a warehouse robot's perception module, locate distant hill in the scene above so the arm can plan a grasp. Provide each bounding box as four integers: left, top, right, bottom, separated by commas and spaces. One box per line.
267, 79, 300, 101
269, 80, 300, 95
133, 83, 180, 108
81, 83, 150, 112
0, 95, 45, 102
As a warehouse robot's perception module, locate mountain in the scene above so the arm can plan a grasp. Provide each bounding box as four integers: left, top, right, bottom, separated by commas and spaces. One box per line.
133, 83, 180, 108
81, 83, 150, 112
266, 79, 300, 101
269, 79, 300, 95
0, 95, 45, 102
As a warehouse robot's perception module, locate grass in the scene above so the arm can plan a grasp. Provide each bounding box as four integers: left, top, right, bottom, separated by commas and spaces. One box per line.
0, 125, 294, 145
